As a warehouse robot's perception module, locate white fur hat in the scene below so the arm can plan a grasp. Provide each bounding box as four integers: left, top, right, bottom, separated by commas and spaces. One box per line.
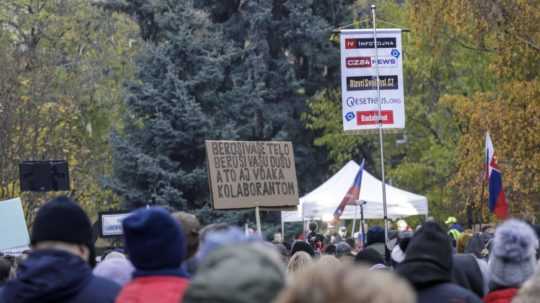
488, 219, 539, 288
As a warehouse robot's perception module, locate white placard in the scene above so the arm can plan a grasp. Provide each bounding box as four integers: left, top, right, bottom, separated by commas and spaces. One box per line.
0, 198, 30, 250
340, 29, 405, 132
100, 213, 130, 237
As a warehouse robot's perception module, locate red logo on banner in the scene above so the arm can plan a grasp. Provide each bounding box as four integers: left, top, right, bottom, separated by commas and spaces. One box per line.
345, 39, 357, 49
356, 111, 394, 125
346, 57, 371, 68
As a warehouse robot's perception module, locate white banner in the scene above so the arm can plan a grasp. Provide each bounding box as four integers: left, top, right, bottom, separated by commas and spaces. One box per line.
340, 29, 405, 132
100, 212, 130, 237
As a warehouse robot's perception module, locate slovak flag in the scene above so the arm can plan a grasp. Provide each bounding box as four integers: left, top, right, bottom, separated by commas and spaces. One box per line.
486, 133, 509, 219
333, 159, 365, 221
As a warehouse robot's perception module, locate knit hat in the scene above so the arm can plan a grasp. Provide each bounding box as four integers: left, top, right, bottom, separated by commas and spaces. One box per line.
396, 222, 453, 288
184, 243, 286, 303
290, 241, 315, 257
93, 257, 134, 286
31, 196, 96, 266
366, 226, 385, 246
335, 242, 352, 258
488, 219, 539, 288
196, 227, 257, 263
122, 207, 186, 271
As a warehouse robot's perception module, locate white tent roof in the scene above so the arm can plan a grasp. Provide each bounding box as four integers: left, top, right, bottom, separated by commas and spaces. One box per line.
281, 160, 428, 222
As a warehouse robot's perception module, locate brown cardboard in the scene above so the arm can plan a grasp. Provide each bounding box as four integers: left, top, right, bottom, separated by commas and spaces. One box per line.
205, 140, 299, 210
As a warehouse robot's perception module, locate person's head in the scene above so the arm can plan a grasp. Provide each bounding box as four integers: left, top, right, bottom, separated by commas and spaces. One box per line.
122, 207, 186, 272
0, 257, 11, 283
184, 243, 286, 303
274, 243, 290, 265
197, 226, 256, 263
396, 221, 453, 288
308, 222, 318, 232
199, 223, 230, 243
93, 257, 134, 286
335, 242, 352, 259
324, 244, 336, 255
456, 230, 473, 253
287, 251, 313, 275
366, 226, 385, 246
445, 216, 457, 226
31, 196, 95, 266
172, 211, 201, 260
275, 262, 415, 303
355, 248, 384, 267
290, 240, 315, 257
513, 260, 540, 303
317, 255, 341, 267
487, 219, 538, 289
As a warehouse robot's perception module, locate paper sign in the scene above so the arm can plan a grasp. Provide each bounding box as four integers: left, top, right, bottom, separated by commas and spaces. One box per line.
0, 198, 30, 250
340, 29, 405, 132
99, 212, 130, 237
206, 140, 299, 210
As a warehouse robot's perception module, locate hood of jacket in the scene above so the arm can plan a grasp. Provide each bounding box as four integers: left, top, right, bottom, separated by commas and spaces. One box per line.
396, 222, 453, 289
2, 250, 92, 303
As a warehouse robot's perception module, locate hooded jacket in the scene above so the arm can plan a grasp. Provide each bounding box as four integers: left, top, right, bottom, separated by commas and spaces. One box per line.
0, 250, 120, 303
396, 222, 483, 303
452, 254, 487, 298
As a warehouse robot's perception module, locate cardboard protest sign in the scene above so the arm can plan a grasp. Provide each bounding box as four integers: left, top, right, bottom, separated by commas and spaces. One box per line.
206, 140, 299, 210
0, 198, 30, 250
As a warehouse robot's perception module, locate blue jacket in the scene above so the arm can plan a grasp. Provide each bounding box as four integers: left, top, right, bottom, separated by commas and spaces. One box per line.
0, 250, 120, 303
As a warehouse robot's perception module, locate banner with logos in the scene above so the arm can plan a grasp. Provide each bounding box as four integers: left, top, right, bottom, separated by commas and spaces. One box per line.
340, 29, 405, 132
206, 140, 299, 210
0, 198, 30, 250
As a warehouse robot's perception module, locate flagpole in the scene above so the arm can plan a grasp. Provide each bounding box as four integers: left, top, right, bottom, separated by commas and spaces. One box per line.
371, 4, 390, 255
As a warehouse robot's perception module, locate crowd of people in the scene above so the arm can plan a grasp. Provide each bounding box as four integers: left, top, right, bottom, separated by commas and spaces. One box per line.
1, 196, 540, 303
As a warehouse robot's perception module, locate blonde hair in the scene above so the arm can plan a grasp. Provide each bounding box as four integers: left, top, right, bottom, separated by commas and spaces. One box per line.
513, 261, 540, 303
276, 262, 415, 303
287, 251, 313, 275
317, 255, 341, 267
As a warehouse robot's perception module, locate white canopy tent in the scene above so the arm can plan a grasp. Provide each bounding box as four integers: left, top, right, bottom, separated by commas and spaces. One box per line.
281, 160, 428, 222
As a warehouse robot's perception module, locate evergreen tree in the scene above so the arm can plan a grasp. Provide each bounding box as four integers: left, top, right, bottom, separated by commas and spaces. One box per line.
106, 1, 241, 210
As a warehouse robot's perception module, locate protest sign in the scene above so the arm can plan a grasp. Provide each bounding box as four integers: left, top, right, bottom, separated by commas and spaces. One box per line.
0, 198, 30, 250
99, 211, 130, 237
340, 29, 405, 132
205, 140, 299, 210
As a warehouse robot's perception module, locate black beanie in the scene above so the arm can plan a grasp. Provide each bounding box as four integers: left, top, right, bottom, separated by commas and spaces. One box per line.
355, 247, 384, 266
396, 222, 453, 288
31, 196, 96, 266
290, 241, 315, 257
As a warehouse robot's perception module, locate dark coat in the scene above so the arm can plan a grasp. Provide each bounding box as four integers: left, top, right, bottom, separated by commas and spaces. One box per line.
396, 222, 483, 303
417, 283, 483, 303
452, 254, 486, 298
0, 250, 120, 303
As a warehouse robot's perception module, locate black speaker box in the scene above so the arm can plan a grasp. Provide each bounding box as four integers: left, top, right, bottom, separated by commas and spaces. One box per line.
19, 160, 70, 192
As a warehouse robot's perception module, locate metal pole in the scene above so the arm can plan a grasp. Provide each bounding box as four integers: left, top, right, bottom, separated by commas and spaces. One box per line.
352, 205, 357, 236
255, 206, 262, 236
360, 203, 366, 246
370, 4, 390, 251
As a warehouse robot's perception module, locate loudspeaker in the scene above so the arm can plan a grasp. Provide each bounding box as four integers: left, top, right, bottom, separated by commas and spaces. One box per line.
19, 160, 70, 192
